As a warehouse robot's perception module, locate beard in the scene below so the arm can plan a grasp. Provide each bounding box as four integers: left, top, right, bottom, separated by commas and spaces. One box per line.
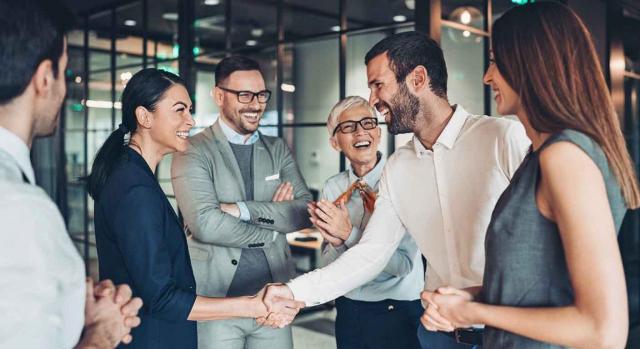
384, 83, 420, 135
221, 104, 263, 134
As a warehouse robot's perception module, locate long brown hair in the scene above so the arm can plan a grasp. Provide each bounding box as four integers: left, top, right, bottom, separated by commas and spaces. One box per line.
492, 1, 640, 208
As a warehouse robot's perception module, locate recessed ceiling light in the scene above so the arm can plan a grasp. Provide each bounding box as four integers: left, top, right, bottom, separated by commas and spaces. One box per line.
251, 28, 263, 37
162, 12, 178, 21
393, 15, 407, 22
280, 83, 295, 92
124, 19, 136, 27
246, 40, 257, 46
204, 0, 220, 5
462, 30, 471, 37
330, 25, 341, 32
74, 76, 82, 84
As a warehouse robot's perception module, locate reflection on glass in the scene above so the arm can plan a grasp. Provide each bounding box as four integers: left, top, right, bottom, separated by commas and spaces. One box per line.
195, 0, 226, 57
442, 1, 484, 30
285, 126, 339, 192
283, 1, 339, 40
347, 0, 413, 30
283, 37, 339, 124
441, 26, 485, 116
231, 0, 277, 48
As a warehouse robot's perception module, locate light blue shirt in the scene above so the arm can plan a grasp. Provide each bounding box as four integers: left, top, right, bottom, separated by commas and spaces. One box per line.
219, 118, 259, 220
320, 153, 424, 302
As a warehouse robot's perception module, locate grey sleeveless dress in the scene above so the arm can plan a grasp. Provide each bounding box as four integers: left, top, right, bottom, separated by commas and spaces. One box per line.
481, 129, 627, 348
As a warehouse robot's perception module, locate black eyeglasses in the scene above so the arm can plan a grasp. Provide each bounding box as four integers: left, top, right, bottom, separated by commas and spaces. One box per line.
217, 86, 272, 104
333, 117, 379, 135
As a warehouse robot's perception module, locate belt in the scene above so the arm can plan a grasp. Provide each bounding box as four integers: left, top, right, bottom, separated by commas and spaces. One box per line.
442, 327, 483, 346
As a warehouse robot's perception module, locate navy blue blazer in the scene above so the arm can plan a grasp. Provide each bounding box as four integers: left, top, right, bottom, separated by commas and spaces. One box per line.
95, 148, 197, 349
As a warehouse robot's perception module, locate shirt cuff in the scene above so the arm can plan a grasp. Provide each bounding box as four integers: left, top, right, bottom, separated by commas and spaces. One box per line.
343, 226, 361, 249
287, 279, 321, 307
237, 202, 250, 221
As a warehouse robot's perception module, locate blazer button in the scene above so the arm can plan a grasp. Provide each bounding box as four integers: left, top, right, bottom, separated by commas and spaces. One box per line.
231, 259, 238, 265
387, 305, 394, 311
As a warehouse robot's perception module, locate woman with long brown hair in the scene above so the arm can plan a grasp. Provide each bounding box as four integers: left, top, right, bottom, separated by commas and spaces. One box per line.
421, 2, 640, 348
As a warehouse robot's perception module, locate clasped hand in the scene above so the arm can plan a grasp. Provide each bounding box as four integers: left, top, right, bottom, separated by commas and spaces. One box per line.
420, 287, 477, 332
253, 283, 305, 328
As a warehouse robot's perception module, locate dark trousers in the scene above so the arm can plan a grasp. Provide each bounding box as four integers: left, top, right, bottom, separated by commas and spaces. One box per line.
334, 297, 423, 349
417, 325, 481, 349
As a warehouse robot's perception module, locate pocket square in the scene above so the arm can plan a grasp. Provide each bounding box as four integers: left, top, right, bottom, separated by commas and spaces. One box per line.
265, 173, 280, 181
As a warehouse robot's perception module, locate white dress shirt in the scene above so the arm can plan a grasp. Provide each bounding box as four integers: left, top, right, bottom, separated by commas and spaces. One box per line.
288, 106, 530, 305
0, 127, 85, 348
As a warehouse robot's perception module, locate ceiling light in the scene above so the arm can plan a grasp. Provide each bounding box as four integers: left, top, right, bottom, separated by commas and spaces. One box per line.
74, 76, 82, 84
124, 19, 136, 27
330, 25, 341, 32
449, 6, 482, 27
393, 15, 407, 22
162, 12, 178, 21
204, 0, 220, 5
460, 10, 471, 24
251, 28, 264, 37
405, 0, 415, 10
462, 30, 471, 38
246, 40, 257, 46
281, 83, 295, 93
120, 71, 133, 81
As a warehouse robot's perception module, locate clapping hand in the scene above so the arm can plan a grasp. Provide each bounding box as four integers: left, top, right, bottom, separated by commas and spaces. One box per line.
254, 283, 305, 328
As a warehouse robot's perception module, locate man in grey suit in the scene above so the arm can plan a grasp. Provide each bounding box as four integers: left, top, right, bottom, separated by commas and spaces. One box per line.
171, 55, 312, 349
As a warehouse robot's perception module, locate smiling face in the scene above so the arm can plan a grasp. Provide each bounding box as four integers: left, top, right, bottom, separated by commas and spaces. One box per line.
215, 70, 267, 135
483, 52, 521, 116
147, 84, 194, 153
367, 53, 420, 135
331, 105, 381, 168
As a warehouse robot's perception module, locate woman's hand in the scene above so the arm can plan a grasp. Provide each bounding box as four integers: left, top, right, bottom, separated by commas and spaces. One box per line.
429, 287, 478, 329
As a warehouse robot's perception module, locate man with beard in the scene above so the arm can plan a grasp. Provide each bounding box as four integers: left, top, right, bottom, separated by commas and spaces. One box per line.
264, 31, 530, 348
171, 55, 312, 349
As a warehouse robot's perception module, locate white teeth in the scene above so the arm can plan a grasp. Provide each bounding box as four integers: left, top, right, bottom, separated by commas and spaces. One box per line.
354, 141, 371, 148
176, 131, 189, 138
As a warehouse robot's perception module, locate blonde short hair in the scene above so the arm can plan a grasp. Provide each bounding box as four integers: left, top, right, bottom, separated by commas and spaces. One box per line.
326, 96, 378, 136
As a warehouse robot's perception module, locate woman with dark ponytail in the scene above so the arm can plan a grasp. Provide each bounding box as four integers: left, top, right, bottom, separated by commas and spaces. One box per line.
88, 68, 303, 349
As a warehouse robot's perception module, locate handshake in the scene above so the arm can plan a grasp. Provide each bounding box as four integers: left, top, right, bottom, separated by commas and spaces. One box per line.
252, 283, 305, 328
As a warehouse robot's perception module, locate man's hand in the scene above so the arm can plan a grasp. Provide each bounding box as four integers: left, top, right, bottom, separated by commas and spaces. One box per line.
255, 283, 305, 328
420, 290, 455, 332
220, 203, 241, 218
272, 182, 294, 202
309, 199, 352, 244
430, 287, 476, 329
77, 278, 143, 348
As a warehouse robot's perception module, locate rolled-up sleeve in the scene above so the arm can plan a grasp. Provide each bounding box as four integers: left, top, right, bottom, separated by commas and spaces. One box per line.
112, 185, 196, 321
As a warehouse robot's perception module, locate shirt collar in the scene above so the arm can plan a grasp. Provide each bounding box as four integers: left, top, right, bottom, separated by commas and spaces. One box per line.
348, 151, 386, 187
219, 117, 260, 145
412, 104, 469, 156
0, 126, 35, 184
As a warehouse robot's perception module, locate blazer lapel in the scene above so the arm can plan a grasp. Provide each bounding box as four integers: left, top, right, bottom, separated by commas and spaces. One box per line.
210, 121, 246, 199
252, 134, 276, 201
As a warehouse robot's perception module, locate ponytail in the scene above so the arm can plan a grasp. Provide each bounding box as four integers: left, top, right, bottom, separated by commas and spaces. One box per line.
86, 68, 185, 200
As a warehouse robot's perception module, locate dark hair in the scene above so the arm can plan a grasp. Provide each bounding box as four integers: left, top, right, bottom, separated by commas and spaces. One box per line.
0, 0, 74, 104
365, 31, 448, 100
87, 68, 186, 200
492, 1, 640, 207
214, 55, 262, 86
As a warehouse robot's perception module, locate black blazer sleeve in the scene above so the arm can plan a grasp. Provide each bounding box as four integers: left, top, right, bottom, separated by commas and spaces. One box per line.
111, 184, 196, 321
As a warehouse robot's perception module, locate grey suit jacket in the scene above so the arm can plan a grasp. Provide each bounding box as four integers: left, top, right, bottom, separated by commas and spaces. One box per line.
171, 121, 312, 297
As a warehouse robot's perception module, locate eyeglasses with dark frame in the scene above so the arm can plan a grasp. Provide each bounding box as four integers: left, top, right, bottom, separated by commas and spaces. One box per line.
332, 117, 379, 135
217, 86, 272, 104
